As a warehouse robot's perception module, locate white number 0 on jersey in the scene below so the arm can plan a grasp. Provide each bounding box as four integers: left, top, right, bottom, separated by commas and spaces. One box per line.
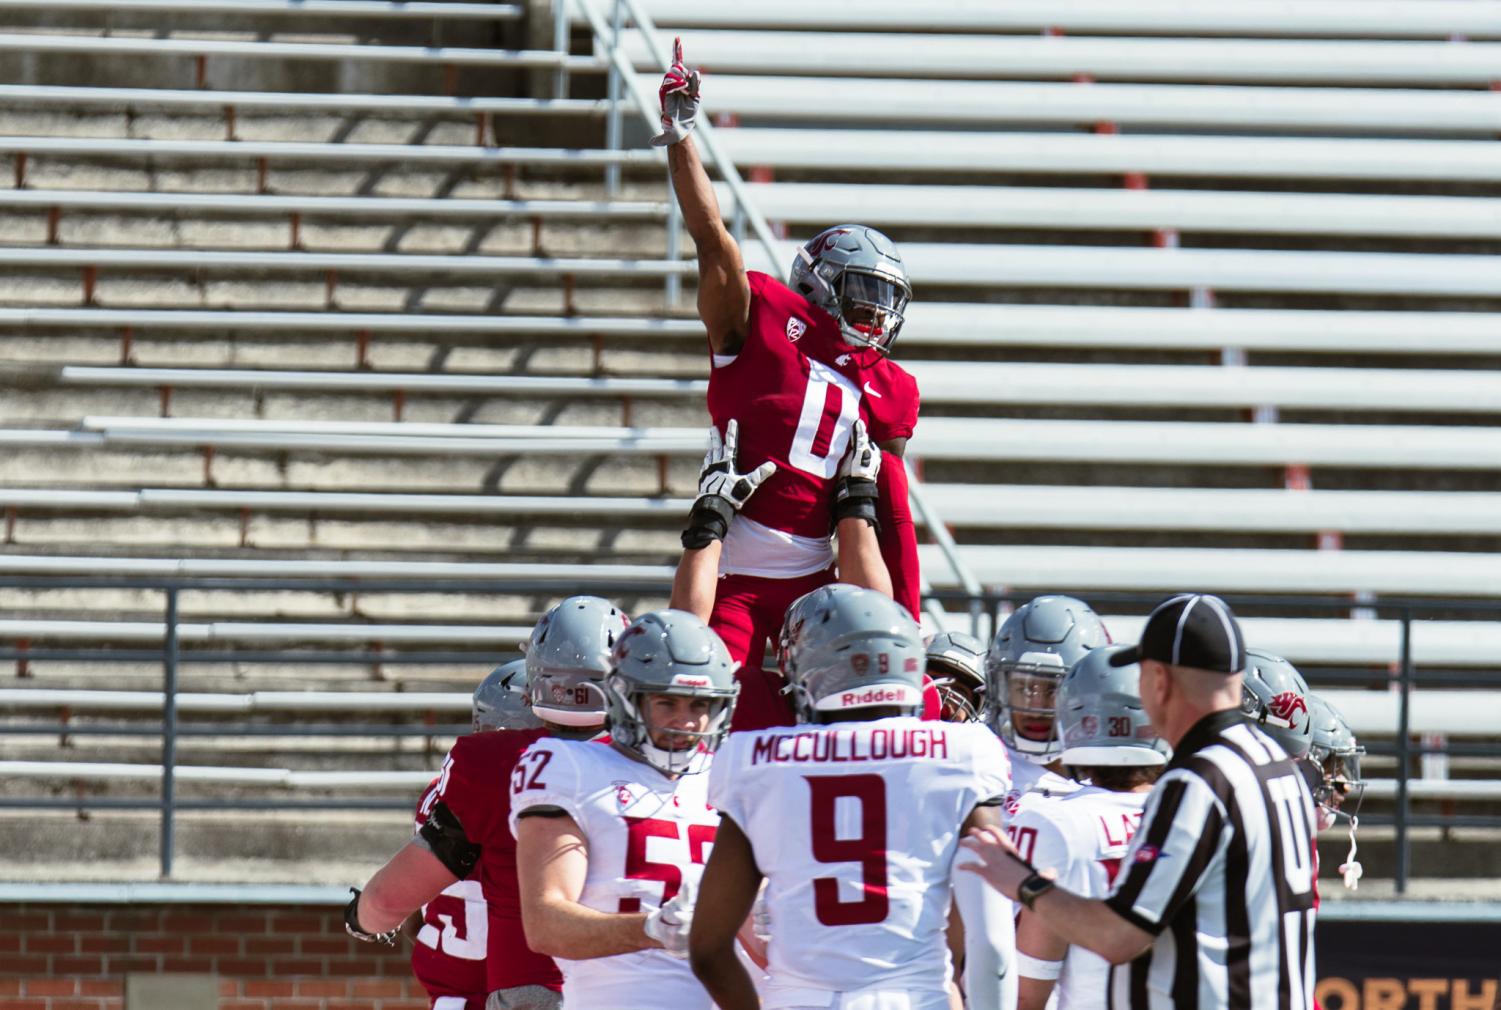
788, 360, 861, 479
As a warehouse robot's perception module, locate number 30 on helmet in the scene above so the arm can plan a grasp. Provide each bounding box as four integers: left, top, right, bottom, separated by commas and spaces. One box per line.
788, 224, 912, 355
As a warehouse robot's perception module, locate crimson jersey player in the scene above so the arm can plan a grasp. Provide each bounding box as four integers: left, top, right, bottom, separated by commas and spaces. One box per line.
410, 777, 487, 1009
345, 598, 631, 1010
655, 40, 922, 730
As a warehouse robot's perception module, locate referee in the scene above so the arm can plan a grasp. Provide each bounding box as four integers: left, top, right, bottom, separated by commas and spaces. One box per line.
958, 593, 1317, 1010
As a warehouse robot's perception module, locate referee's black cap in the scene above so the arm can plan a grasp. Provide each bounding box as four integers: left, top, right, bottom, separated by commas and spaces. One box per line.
1110, 593, 1247, 674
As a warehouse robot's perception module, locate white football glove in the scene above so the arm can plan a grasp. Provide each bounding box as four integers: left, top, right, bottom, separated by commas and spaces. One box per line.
833, 419, 881, 530
643, 879, 696, 959
752, 887, 772, 945
682, 419, 777, 549
650, 37, 702, 148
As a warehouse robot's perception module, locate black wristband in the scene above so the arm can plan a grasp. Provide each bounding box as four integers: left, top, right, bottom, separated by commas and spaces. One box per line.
832, 477, 880, 532
681, 494, 735, 549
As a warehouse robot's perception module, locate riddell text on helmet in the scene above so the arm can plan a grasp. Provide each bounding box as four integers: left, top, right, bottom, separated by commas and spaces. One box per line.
750, 727, 949, 765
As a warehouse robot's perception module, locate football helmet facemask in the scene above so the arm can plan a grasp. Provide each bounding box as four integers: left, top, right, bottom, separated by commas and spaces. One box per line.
788, 224, 912, 355
1307, 693, 1365, 814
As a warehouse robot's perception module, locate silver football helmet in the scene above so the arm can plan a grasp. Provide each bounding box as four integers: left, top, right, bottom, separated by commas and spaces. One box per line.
1307, 693, 1365, 812
472, 658, 541, 733
788, 224, 912, 355
525, 596, 630, 729
925, 630, 986, 723
779, 584, 926, 722
1240, 649, 1314, 760
1056, 645, 1169, 768
604, 610, 739, 775
983, 595, 1111, 763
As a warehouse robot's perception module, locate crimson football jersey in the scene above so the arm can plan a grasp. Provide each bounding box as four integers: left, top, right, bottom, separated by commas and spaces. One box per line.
410, 778, 487, 1009
432, 728, 563, 995
707, 271, 920, 545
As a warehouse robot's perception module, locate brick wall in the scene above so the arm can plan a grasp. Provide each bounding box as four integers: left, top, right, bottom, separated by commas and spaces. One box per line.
0, 904, 431, 1010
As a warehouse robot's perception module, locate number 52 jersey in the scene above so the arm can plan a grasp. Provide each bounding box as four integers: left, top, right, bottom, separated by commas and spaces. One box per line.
709, 718, 1011, 998
508, 737, 719, 1010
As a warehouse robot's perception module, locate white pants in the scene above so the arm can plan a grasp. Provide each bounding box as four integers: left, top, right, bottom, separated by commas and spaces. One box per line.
769, 990, 951, 1010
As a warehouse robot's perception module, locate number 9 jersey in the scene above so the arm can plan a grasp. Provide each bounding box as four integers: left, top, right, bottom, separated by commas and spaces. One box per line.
508, 736, 720, 1010
707, 271, 920, 579
708, 718, 1010, 1000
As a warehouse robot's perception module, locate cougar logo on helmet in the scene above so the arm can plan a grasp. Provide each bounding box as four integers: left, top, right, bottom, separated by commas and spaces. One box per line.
1268, 691, 1308, 723
814, 228, 852, 254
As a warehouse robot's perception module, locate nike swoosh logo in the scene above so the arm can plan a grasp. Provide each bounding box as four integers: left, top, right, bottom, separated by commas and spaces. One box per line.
862, 382, 883, 399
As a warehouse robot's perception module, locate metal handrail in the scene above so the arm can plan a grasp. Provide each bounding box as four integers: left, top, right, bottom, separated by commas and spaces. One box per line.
1, 574, 1495, 889
571, 0, 783, 271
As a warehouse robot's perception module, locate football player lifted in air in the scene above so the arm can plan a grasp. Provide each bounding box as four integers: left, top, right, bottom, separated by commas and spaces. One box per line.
510, 610, 740, 1010
984, 595, 1113, 810
653, 38, 922, 731
344, 596, 631, 1010
688, 584, 1017, 1010
1008, 645, 1169, 1010
410, 660, 540, 1010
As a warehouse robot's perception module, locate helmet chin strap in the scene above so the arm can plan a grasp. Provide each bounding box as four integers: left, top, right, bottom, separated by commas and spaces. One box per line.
639, 736, 696, 775
1007, 725, 1062, 764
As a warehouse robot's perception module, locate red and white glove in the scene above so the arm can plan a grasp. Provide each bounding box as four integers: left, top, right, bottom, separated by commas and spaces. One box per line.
650, 36, 701, 148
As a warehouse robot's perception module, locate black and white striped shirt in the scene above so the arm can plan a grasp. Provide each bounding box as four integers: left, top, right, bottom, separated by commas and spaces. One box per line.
1105, 709, 1317, 1010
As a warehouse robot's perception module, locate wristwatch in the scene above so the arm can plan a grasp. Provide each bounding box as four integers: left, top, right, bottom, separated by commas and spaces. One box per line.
1017, 872, 1056, 912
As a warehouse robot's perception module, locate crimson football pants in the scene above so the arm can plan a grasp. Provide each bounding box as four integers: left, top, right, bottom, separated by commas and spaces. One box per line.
711, 566, 836, 732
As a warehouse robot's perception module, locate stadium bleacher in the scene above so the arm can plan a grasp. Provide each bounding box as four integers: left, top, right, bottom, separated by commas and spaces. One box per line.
0, 0, 1497, 892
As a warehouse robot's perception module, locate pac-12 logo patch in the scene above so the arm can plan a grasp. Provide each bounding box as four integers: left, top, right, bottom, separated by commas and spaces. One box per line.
785, 316, 807, 342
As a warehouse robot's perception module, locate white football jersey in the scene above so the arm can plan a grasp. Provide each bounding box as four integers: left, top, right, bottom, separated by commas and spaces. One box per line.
508, 738, 718, 1010
1002, 739, 1080, 819
1009, 786, 1148, 1010
709, 717, 1011, 1002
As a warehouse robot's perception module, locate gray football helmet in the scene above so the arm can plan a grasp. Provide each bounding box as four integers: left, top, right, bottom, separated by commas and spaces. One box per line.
787, 224, 912, 355
1056, 645, 1169, 768
779, 584, 926, 722
926, 630, 986, 723
472, 659, 541, 733
1240, 649, 1314, 760
525, 596, 630, 729
604, 609, 739, 775
983, 595, 1111, 762
1307, 694, 1365, 811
